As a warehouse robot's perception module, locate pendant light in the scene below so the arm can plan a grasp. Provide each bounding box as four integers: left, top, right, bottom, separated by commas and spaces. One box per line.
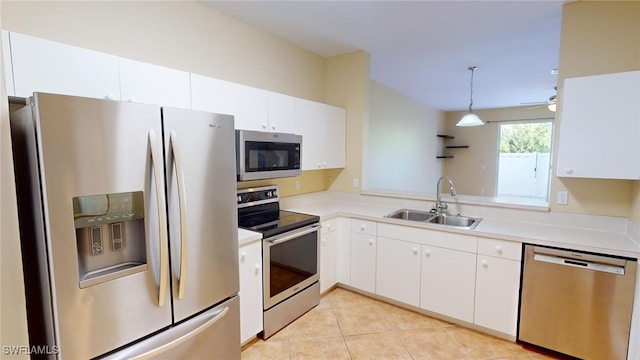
456, 66, 484, 127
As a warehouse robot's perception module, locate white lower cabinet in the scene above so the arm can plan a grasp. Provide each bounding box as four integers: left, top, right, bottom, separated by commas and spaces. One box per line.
320, 218, 341, 293
341, 219, 522, 337
376, 236, 421, 306
420, 245, 476, 323
238, 240, 263, 344
474, 237, 522, 336
350, 232, 377, 293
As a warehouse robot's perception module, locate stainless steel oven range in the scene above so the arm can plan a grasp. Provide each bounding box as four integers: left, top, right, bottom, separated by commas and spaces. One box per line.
237, 185, 320, 339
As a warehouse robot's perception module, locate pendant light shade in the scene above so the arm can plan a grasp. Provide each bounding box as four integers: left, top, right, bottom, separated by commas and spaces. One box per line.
456, 66, 484, 127
547, 95, 557, 112
457, 113, 483, 126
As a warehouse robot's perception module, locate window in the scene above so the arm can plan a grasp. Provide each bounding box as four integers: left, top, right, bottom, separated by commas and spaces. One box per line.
497, 121, 553, 201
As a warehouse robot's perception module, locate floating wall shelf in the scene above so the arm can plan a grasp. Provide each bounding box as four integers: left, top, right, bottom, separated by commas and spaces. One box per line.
437, 134, 469, 158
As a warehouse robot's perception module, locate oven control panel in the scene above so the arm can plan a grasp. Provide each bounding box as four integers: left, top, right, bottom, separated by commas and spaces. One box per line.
237, 185, 279, 207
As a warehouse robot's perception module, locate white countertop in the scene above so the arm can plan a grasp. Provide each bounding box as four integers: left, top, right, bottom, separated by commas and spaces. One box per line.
238, 228, 262, 246
282, 197, 640, 259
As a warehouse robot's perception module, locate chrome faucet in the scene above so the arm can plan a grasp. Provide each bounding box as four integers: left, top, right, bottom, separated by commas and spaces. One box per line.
434, 176, 456, 213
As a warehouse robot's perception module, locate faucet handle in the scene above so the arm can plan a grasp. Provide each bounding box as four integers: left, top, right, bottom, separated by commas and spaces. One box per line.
438, 201, 448, 210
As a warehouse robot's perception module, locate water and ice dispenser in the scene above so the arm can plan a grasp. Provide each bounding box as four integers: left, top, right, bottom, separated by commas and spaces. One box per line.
73, 192, 147, 288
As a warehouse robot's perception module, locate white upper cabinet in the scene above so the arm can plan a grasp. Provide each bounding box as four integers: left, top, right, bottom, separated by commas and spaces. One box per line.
326, 105, 346, 169
295, 98, 346, 170
267, 92, 296, 133
191, 74, 268, 131
557, 70, 640, 180
119, 58, 190, 109
2, 31, 14, 96
10, 32, 120, 100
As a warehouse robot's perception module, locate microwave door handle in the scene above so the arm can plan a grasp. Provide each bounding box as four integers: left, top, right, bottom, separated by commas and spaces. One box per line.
170, 131, 188, 300
268, 224, 321, 245
149, 129, 169, 307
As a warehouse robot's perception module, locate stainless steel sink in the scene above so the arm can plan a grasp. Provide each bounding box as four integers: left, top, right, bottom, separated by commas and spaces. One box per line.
384, 209, 433, 222
427, 213, 481, 230
383, 209, 481, 230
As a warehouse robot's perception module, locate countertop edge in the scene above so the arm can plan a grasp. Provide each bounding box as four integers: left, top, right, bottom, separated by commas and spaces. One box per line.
284, 199, 640, 259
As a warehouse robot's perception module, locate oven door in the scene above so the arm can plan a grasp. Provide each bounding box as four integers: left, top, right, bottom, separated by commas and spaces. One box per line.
263, 224, 320, 309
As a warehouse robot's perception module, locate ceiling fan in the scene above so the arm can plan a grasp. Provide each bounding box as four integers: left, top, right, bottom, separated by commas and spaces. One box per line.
521, 87, 557, 112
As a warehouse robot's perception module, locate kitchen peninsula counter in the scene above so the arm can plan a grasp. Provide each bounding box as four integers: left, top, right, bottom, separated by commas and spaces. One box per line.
281, 191, 640, 259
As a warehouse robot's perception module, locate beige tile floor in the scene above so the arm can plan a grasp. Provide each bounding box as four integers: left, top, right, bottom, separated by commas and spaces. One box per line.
241, 287, 561, 360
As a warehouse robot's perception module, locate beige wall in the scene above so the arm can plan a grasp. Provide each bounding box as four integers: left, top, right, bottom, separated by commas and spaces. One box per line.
367, 80, 445, 194
0, 4, 31, 357
551, 0, 640, 219
325, 51, 370, 193
443, 106, 554, 197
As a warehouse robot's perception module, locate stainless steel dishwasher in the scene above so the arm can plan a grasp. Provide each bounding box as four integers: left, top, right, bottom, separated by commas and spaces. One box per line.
519, 244, 637, 360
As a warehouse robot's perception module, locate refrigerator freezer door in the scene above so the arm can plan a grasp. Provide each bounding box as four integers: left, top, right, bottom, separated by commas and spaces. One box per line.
162, 107, 240, 322
100, 296, 240, 359
30, 93, 172, 359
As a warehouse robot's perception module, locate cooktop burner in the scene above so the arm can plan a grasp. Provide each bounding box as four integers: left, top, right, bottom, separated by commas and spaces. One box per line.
237, 186, 319, 238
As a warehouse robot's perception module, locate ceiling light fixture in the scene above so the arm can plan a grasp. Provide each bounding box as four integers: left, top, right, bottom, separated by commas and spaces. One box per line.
547, 95, 557, 112
456, 66, 484, 127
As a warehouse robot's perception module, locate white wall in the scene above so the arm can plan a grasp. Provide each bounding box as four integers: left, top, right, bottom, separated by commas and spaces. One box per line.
365, 80, 444, 195
0, 8, 30, 358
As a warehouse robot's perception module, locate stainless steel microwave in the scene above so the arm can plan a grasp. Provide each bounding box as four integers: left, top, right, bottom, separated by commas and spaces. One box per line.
235, 130, 302, 181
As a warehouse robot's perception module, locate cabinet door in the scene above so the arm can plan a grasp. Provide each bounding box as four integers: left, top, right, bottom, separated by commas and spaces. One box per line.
119, 58, 190, 109
2, 31, 14, 96
325, 105, 346, 169
420, 246, 476, 322
295, 98, 346, 170
267, 92, 296, 133
376, 237, 421, 307
295, 98, 327, 170
320, 225, 338, 293
191, 74, 268, 131
474, 256, 521, 336
557, 70, 640, 179
238, 241, 263, 344
10, 32, 120, 99
350, 232, 376, 293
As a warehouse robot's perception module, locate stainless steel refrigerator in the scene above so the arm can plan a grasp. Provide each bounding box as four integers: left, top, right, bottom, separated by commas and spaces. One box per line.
11, 92, 240, 359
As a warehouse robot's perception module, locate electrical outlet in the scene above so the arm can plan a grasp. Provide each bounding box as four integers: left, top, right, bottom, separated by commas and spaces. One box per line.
295, 180, 300, 190
352, 178, 359, 188
557, 191, 568, 205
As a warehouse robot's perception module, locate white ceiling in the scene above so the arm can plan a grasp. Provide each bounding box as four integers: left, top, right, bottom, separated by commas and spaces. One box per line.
202, 0, 564, 111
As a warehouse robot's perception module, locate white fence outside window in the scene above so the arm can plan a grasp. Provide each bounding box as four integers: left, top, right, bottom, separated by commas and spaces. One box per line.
497, 152, 550, 200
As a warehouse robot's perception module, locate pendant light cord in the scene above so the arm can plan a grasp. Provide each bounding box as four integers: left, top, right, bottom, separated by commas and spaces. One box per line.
468, 66, 477, 113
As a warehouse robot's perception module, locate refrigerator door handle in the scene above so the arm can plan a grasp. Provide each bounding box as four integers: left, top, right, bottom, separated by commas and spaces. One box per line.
101, 306, 230, 360
169, 130, 188, 299
149, 129, 169, 307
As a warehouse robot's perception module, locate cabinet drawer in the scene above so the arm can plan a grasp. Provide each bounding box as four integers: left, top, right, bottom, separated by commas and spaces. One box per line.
350, 218, 377, 235
477, 238, 522, 261
322, 217, 339, 234
378, 223, 476, 253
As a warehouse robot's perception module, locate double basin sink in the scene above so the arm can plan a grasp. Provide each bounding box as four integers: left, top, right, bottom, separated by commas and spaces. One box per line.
384, 208, 482, 230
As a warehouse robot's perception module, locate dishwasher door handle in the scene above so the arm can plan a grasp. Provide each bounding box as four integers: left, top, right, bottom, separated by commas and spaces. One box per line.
533, 253, 625, 275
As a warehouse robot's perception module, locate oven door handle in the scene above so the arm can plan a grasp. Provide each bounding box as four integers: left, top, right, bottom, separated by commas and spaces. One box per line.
268, 224, 321, 245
